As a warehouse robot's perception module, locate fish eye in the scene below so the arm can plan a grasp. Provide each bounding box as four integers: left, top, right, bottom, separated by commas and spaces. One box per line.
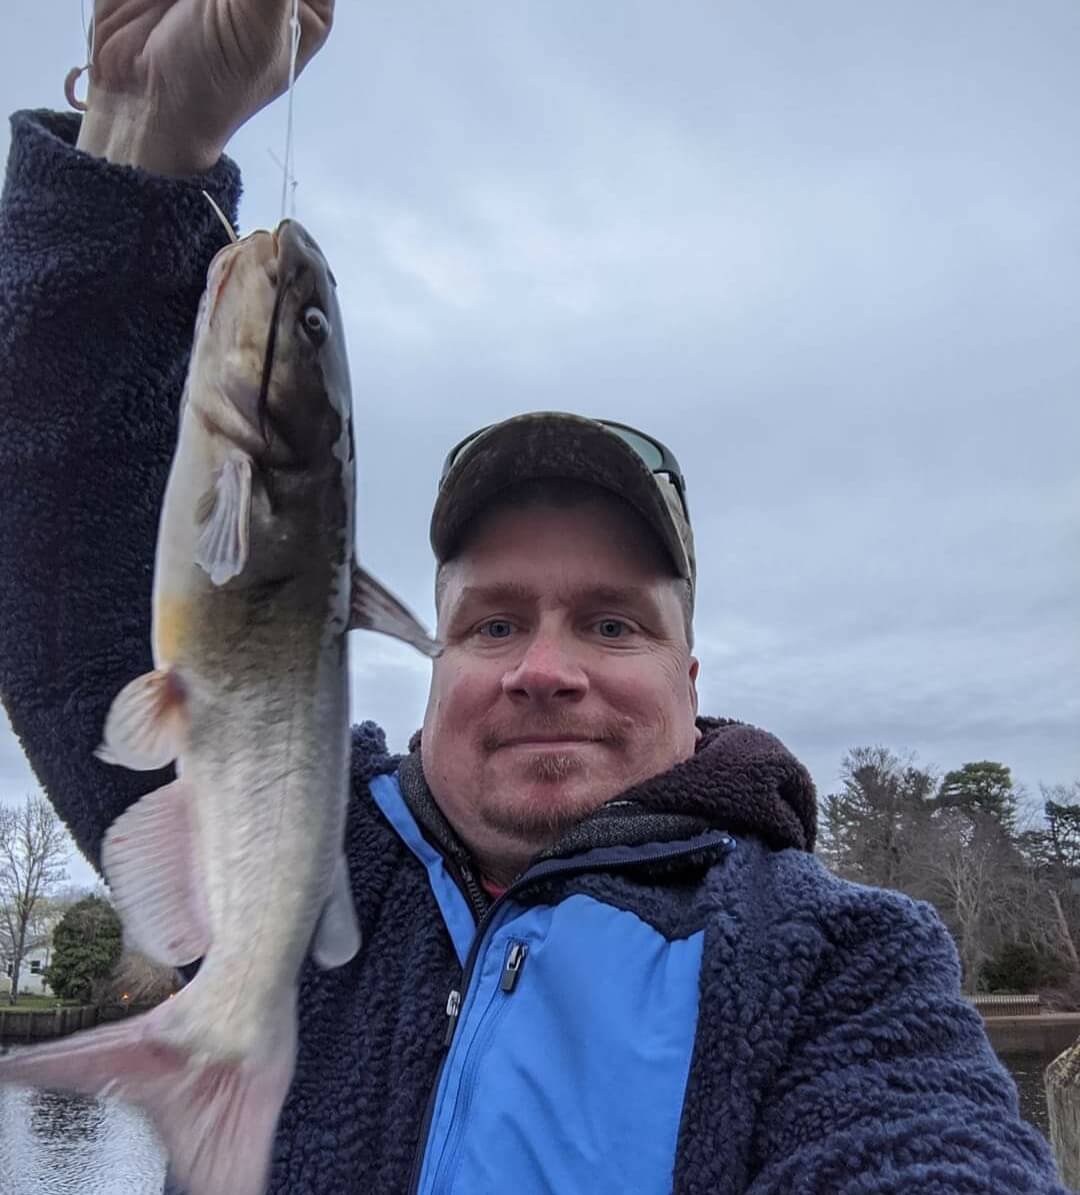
301, 305, 330, 346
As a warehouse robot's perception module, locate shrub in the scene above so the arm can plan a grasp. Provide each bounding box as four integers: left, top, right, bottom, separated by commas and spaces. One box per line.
44, 895, 123, 1004
981, 941, 1067, 993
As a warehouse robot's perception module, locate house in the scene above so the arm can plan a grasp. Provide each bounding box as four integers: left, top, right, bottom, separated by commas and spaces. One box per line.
0, 943, 52, 997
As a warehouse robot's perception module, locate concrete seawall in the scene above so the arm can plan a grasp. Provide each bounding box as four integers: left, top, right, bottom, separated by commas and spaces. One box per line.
982, 1014, 1080, 1057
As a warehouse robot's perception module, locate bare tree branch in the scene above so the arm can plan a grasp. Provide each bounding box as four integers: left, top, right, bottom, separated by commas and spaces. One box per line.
0, 794, 70, 1003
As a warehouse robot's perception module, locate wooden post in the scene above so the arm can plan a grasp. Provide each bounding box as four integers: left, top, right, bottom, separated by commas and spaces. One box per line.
1046, 1042, 1080, 1187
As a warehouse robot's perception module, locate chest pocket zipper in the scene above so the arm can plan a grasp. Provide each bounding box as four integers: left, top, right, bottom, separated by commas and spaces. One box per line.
500, 941, 528, 993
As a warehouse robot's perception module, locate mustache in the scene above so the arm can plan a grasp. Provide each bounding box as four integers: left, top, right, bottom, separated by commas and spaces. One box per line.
482, 715, 630, 753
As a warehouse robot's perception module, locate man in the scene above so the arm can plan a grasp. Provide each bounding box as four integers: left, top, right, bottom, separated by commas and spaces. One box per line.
0, 2, 1065, 1192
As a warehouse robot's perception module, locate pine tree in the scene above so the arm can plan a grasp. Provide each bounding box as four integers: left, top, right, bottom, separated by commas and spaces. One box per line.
937, 761, 1018, 832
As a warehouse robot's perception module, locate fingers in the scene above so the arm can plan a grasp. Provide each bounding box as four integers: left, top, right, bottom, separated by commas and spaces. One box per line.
240, 0, 331, 73
297, 0, 334, 71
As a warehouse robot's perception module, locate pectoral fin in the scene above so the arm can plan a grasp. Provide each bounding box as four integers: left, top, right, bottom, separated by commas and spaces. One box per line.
195, 455, 252, 585
96, 669, 188, 771
348, 564, 441, 657
102, 778, 211, 967
312, 855, 361, 969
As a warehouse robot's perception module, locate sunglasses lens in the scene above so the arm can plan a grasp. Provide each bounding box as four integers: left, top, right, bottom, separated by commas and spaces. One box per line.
442, 421, 682, 504
441, 429, 486, 482
607, 426, 665, 471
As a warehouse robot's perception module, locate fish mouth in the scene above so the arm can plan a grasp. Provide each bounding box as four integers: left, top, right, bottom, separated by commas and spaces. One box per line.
255, 267, 288, 446
253, 221, 317, 450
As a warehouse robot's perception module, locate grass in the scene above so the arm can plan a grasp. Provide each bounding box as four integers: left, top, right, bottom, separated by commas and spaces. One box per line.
0, 993, 80, 1013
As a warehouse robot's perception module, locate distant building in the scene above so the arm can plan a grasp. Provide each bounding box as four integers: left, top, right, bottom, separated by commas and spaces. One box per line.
0, 943, 52, 996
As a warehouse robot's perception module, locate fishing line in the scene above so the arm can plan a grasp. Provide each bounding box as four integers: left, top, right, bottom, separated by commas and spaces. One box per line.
280, 0, 303, 221
79, 0, 92, 63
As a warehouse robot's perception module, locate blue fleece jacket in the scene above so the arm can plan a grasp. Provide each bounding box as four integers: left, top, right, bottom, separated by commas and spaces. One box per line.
0, 109, 1067, 1194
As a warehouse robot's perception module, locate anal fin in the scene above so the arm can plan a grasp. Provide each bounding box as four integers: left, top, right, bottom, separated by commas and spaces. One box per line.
102, 778, 210, 968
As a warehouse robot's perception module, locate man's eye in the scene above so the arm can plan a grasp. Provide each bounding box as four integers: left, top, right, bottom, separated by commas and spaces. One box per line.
479, 620, 515, 639
595, 619, 629, 639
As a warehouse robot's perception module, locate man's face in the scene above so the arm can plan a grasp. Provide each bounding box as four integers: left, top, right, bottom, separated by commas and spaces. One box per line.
421, 495, 700, 884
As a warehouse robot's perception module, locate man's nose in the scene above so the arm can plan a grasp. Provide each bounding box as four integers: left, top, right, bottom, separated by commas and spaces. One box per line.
501, 633, 588, 703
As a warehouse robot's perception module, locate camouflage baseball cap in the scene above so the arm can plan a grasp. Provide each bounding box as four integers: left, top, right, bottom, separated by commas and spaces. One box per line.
431, 412, 695, 596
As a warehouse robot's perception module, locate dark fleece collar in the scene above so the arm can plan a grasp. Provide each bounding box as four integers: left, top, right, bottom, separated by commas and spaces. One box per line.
398, 715, 816, 881
620, 716, 816, 851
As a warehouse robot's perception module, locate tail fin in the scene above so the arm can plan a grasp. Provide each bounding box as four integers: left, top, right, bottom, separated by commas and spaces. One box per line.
0, 994, 296, 1195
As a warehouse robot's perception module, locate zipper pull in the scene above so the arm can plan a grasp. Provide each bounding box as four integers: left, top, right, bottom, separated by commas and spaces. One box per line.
444, 989, 461, 1047
500, 942, 528, 993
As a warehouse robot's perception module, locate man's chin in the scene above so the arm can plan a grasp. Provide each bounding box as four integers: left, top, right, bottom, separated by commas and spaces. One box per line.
482, 755, 620, 841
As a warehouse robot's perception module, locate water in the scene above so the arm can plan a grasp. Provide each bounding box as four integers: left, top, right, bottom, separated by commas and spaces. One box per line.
1003, 1051, 1055, 1139
0, 1056, 1058, 1190
0, 1085, 165, 1195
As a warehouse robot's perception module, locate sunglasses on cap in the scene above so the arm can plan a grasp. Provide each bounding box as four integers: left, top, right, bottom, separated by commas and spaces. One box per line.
439, 418, 690, 519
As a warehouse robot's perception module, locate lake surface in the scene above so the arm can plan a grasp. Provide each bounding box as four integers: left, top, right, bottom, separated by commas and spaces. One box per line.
0, 1055, 1059, 1191
1002, 1051, 1054, 1139
0, 1084, 165, 1195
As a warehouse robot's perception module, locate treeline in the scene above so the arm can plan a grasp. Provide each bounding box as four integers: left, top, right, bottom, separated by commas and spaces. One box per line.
820, 747, 1080, 998
1, 793, 178, 1008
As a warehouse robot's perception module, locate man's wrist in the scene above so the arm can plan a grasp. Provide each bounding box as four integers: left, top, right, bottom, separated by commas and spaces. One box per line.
76, 101, 221, 179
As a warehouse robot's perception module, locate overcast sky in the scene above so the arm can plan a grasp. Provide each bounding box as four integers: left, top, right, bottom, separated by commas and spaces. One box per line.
2, 1, 1078, 885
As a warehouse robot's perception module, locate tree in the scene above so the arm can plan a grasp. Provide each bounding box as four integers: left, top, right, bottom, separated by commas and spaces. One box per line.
0, 794, 69, 1004
937, 761, 1018, 833
1015, 783, 1080, 987
983, 941, 1066, 992
45, 895, 123, 1004
97, 950, 181, 1007
820, 746, 936, 890
911, 808, 1004, 990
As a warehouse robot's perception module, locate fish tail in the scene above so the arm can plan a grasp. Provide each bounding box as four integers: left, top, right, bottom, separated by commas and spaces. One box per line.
0, 990, 296, 1195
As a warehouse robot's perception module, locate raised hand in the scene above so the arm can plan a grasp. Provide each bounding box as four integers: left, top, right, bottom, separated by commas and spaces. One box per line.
75, 0, 335, 176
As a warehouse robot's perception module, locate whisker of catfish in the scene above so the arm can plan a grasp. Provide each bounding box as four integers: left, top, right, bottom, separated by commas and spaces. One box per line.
201, 191, 239, 244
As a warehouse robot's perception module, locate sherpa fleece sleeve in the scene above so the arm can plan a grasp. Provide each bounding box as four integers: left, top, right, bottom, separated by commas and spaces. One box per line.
0, 109, 241, 871
748, 876, 1067, 1194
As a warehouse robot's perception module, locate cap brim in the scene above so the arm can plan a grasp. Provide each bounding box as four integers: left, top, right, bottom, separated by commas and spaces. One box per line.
430, 412, 693, 582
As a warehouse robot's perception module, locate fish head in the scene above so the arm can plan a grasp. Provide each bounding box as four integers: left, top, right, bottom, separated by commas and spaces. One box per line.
189, 219, 353, 474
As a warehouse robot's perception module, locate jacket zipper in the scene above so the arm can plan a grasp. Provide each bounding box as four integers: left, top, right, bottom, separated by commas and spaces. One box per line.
442, 939, 527, 1048
499, 941, 527, 993
451, 856, 489, 922
406, 830, 734, 1195
425, 940, 526, 1191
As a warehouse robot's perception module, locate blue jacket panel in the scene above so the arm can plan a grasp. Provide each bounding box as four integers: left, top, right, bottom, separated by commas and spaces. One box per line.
375, 770, 713, 1194
419, 896, 704, 1195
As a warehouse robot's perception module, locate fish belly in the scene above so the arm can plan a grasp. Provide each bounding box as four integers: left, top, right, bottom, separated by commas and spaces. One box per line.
177, 627, 351, 1053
